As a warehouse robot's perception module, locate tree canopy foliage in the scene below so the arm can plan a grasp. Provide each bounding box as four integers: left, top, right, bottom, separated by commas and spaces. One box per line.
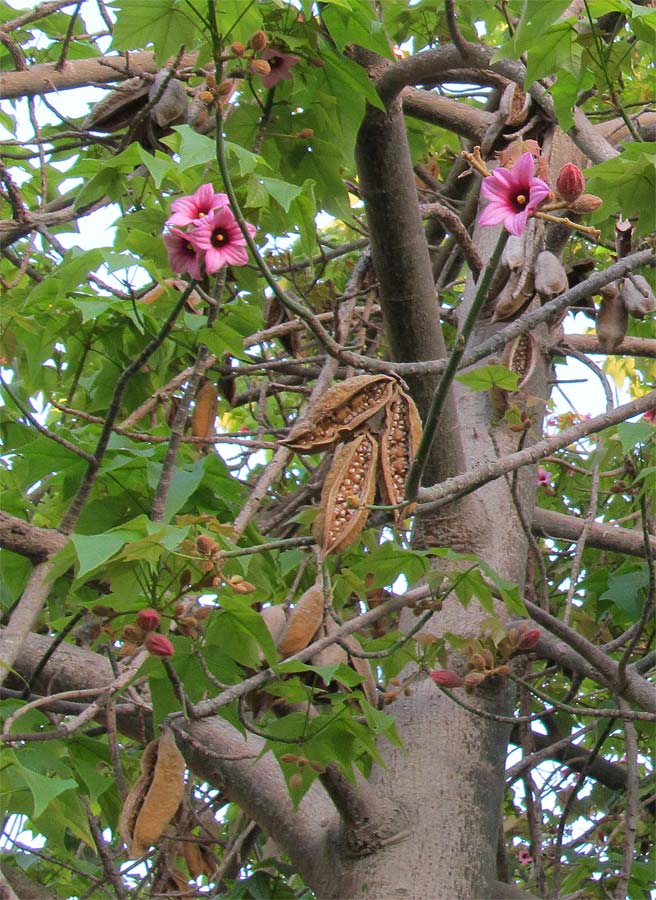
0, 1, 655, 898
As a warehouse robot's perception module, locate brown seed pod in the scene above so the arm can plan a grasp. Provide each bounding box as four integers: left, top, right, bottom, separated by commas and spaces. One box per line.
310, 616, 349, 669
192, 379, 218, 440
596, 290, 628, 352
535, 251, 568, 301
119, 729, 185, 858
281, 375, 394, 453
277, 579, 325, 657
378, 386, 423, 521
313, 432, 378, 556
501, 332, 537, 390
492, 270, 534, 321
340, 633, 377, 705
620, 275, 656, 319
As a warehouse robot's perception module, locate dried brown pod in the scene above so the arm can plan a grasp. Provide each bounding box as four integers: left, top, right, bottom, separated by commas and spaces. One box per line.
310, 617, 349, 669
83, 77, 150, 133
148, 72, 188, 129
141, 278, 203, 313
501, 235, 525, 272
119, 729, 185, 858
492, 270, 534, 321
534, 251, 568, 301
313, 431, 378, 556
620, 275, 656, 319
281, 375, 394, 453
277, 579, 325, 657
501, 333, 537, 390
261, 604, 287, 647
341, 633, 377, 705
378, 386, 423, 521
192, 379, 218, 440
596, 290, 628, 352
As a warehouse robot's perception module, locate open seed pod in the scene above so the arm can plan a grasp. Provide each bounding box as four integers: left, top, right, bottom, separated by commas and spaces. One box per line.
313, 431, 378, 556
281, 375, 394, 453
501, 333, 537, 391
620, 275, 656, 319
378, 386, 423, 521
492, 270, 535, 321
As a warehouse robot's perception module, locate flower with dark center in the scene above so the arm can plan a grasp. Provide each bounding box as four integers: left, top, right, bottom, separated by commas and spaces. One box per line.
259, 48, 301, 89
478, 152, 550, 236
189, 206, 256, 272
163, 227, 203, 279
166, 183, 228, 227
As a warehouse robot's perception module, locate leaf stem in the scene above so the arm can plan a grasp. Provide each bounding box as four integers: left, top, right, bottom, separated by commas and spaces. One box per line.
405, 228, 509, 499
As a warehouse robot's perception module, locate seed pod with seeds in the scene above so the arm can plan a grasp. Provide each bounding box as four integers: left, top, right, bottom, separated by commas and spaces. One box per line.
314, 432, 378, 556
281, 374, 394, 453
501, 332, 537, 390
378, 386, 423, 521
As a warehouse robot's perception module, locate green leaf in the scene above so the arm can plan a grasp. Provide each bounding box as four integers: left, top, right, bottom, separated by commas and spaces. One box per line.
164, 125, 217, 170
600, 567, 649, 618
456, 365, 520, 392
258, 177, 303, 213
110, 0, 200, 64
614, 420, 655, 452
137, 146, 177, 187
71, 531, 131, 580
161, 457, 206, 522
14, 761, 77, 819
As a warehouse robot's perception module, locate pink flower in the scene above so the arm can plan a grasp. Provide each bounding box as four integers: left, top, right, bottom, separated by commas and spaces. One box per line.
517, 848, 533, 865
429, 670, 464, 688
163, 227, 203, 280
537, 468, 551, 487
643, 408, 656, 424
167, 183, 229, 226
189, 207, 256, 272
259, 48, 301, 89
479, 152, 550, 236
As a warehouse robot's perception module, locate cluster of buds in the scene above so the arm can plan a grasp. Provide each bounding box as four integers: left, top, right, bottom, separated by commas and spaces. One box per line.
380, 676, 413, 706
224, 30, 302, 89
429, 625, 540, 693
279, 753, 325, 790
120, 608, 175, 659
407, 594, 443, 617
552, 163, 603, 214
195, 534, 256, 595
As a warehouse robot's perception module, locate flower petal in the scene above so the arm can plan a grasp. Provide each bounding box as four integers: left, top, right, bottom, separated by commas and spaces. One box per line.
511, 152, 537, 186
479, 203, 510, 226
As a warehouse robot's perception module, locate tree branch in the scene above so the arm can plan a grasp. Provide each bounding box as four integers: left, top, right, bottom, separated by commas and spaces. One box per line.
532, 507, 656, 559
0, 511, 67, 562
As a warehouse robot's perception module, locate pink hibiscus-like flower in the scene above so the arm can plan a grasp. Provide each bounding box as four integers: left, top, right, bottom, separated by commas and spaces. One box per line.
643, 408, 656, 424
163, 227, 203, 280
517, 848, 533, 865
189, 206, 256, 272
167, 183, 229, 227
259, 48, 301, 89
479, 152, 550, 236
537, 468, 551, 487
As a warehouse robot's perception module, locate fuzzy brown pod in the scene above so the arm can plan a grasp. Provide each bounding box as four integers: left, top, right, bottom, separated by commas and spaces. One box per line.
310, 617, 349, 670
620, 275, 656, 319
182, 838, 216, 880
378, 387, 423, 521
534, 251, 568, 301
192, 379, 218, 440
261, 604, 287, 648
340, 633, 377, 706
141, 278, 203, 314
281, 375, 394, 453
119, 728, 185, 858
596, 290, 628, 352
492, 270, 535, 321
313, 431, 378, 556
501, 333, 537, 390
83, 77, 150, 132
277, 579, 325, 657
501, 235, 525, 272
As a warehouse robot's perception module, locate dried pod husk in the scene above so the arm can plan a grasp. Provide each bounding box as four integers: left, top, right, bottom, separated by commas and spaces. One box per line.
501, 333, 537, 390
492, 271, 534, 321
535, 251, 568, 301
83, 77, 150, 133
277, 579, 325, 657
148, 73, 188, 128
261, 604, 287, 647
313, 432, 378, 556
192, 379, 218, 439
620, 275, 656, 319
282, 375, 394, 453
379, 386, 423, 521
501, 235, 525, 272
596, 290, 628, 352
504, 84, 530, 126
141, 278, 202, 314
340, 633, 377, 705
120, 729, 185, 858
310, 616, 349, 670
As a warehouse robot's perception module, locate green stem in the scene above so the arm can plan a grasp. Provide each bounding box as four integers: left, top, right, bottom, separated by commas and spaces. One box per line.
405, 228, 509, 500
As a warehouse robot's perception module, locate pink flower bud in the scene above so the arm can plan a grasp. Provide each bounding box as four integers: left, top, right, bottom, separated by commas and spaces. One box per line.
430, 670, 464, 688
136, 608, 161, 632
144, 633, 175, 657
556, 163, 585, 203
517, 628, 541, 651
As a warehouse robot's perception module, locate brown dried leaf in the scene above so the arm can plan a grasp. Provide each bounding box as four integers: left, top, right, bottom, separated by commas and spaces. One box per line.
313, 432, 378, 556
378, 387, 423, 521
122, 729, 185, 858
192, 379, 218, 439
277, 579, 325, 657
282, 375, 394, 453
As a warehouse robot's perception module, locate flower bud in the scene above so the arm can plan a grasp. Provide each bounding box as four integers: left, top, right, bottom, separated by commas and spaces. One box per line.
145, 633, 175, 657
555, 163, 585, 202
463, 671, 487, 687
228, 575, 256, 594
196, 535, 219, 556
517, 628, 541, 651
136, 608, 161, 632
470, 653, 487, 671
289, 772, 303, 790
248, 30, 268, 51
249, 59, 271, 76
230, 41, 246, 56
295, 128, 314, 139
568, 193, 603, 214
280, 753, 299, 764
119, 641, 139, 658
175, 616, 199, 638
122, 624, 144, 642
429, 670, 464, 688
197, 90, 215, 103
217, 80, 236, 97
